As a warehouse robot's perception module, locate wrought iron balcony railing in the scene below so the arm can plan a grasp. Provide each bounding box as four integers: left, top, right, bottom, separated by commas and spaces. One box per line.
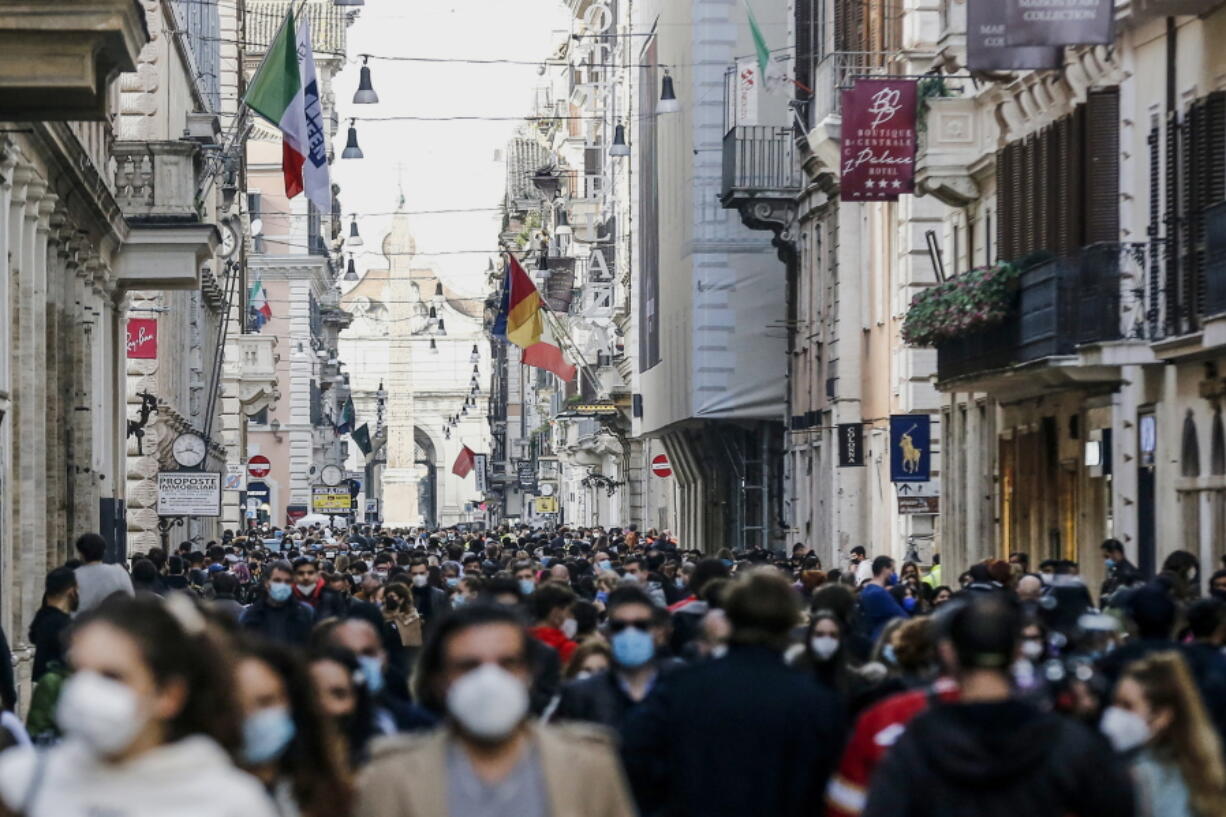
720, 126, 802, 204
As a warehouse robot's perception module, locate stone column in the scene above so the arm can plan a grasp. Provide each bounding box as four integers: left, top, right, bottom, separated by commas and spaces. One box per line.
67, 234, 96, 541
0, 139, 19, 647
12, 167, 49, 634
44, 206, 69, 566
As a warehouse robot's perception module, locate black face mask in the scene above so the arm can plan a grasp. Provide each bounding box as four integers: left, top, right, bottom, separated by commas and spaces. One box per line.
1211, 588, 1226, 602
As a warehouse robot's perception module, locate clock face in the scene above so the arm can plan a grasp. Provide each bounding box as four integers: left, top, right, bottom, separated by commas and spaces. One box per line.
173, 433, 207, 468
321, 464, 344, 486
540, 483, 556, 497
219, 222, 238, 259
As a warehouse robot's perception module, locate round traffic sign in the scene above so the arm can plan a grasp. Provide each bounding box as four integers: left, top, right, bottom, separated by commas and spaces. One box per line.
651, 453, 672, 478
247, 455, 271, 479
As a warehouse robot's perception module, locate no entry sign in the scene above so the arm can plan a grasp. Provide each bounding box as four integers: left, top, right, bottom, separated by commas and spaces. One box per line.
651, 454, 672, 478
247, 455, 272, 479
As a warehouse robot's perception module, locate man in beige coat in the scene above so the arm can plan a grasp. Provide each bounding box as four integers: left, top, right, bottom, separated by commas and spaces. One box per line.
355, 604, 636, 817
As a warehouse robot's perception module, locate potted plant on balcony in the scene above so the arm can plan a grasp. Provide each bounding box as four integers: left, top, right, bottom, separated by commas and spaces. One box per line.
901, 262, 1018, 347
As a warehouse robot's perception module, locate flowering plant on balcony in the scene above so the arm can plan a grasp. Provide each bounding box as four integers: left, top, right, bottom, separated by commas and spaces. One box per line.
901, 262, 1018, 347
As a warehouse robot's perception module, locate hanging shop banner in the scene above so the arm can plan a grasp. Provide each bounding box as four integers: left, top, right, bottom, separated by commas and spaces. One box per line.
837, 423, 865, 467
474, 454, 489, 495
126, 318, 158, 359
534, 496, 559, 514
889, 415, 932, 483
840, 79, 917, 202
734, 57, 761, 127
1004, 0, 1113, 48
967, 0, 1063, 72
157, 472, 221, 517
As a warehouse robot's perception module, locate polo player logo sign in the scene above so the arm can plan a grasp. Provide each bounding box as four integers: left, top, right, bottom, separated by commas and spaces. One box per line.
890, 415, 931, 483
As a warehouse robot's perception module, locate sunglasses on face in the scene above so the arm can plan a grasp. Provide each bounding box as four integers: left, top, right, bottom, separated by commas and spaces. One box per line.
608, 618, 653, 633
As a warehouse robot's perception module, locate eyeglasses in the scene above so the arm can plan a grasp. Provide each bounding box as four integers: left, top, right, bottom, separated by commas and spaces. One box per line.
609, 619, 653, 633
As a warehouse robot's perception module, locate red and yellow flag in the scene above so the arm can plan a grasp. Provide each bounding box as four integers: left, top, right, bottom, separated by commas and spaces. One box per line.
506, 255, 543, 349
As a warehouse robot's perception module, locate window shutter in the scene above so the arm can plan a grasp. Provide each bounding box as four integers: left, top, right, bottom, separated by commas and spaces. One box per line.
1083, 88, 1119, 246
1035, 126, 1051, 253
1148, 122, 1162, 337
1165, 111, 1181, 334
795, 0, 817, 102
1020, 135, 1037, 257
1183, 99, 1203, 330
997, 144, 1015, 261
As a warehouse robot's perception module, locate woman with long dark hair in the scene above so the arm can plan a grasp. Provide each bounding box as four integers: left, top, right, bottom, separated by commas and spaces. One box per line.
233, 640, 352, 817
0, 594, 277, 817
307, 648, 379, 770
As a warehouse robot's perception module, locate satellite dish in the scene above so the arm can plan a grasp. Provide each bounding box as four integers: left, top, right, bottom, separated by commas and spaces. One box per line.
250, 218, 263, 236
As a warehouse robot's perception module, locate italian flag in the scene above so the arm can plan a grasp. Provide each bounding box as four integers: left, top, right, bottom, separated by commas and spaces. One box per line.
250, 280, 272, 320
244, 8, 331, 212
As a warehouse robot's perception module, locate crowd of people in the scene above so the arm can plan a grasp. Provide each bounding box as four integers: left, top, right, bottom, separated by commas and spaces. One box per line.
0, 523, 1224, 817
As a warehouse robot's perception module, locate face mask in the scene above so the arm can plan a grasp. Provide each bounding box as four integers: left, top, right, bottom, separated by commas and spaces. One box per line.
358, 655, 385, 695
720, 559, 733, 568
452, 594, 468, 608
1104, 558, 1116, 569
887, 572, 899, 587
241, 706, 297, 765
1100, 705, 1151, 753
561, 618, 579, 639
675, 577, 686, 589
446, 663, 529, 742
296, 581, 316, 596
446, 577, 460, 589
1020, 639, 1044, 661
611, 627, 655, 668
411, 574, 429, 588
268, 582, 293, 603
597, 559, 611, 571
882, 644, 898, 665
710, 644, 728, 659
519, 578, 535, 596
56, 671, 146, 757
901, 596, 917, 613
575, 670, 593, 680
810, 635, 840, 661
622, 572, 640, 584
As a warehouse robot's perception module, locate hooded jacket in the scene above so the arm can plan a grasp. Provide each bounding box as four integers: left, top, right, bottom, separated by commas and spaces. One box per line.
0, 735, 277, 817
861, 700, 1135, 817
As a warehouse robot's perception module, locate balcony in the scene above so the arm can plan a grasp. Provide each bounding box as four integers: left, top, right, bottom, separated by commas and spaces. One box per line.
0, 0, 149, 120
935, 244, 1157, 397
223, 334, 281, 416
1127, 0, 1226, 26
805, 52, 892, 177
113, 141, 202, 221
720, 126, 802, 254
915, 96, 985, 207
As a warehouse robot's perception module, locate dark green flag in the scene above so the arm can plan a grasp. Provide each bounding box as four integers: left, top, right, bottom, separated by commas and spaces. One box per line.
351, 423, 372, 456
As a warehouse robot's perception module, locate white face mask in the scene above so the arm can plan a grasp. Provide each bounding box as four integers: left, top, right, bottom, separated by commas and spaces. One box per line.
1100, 706, 1151, 753
411, 574, 429, 588
446, 663, 529, 742
1020, 639, 1044, 661
810, 636, 840, 661
561, 618, 578, 640
56, 671, 147, 757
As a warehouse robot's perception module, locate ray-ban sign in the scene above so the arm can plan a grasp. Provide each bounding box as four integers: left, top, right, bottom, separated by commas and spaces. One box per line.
126, 318, 158, 359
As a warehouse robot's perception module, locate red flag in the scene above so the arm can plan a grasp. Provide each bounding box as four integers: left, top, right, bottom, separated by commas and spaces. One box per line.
522, 341, 576, 382
452, 445, 476, 478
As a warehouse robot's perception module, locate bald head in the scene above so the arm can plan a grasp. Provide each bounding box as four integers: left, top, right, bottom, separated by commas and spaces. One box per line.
549, 563, 571, 584
1017, 574, 1043, 602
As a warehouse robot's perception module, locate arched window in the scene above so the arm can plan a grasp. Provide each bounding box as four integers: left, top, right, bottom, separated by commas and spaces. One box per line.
1181, 410, 1201, 478
1212, 409, 1226, 476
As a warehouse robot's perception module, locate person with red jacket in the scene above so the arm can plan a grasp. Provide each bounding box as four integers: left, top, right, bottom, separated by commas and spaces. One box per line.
528, 581, 579, 663
826, 678, 960, 817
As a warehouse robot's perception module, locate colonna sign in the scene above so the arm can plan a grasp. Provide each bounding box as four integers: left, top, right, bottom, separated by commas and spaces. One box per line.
840, 79, 917, 202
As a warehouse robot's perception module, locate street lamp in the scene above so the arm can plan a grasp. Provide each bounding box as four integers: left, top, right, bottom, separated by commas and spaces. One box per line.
353, 56, 379, 104
342, 119, 364, 159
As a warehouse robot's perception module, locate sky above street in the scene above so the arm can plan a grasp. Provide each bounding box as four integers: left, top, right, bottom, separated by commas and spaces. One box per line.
331, 0, 570, 299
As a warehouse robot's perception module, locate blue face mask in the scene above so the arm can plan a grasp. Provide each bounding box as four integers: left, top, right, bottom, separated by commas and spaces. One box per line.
882, 644, 897, 665
596, 591, 609, 604
901, 596, 917, 613
1104, 558, 1116, 569
519, 578, 535, 596
721, 559, 733, 568
597, 559, 612, 571
611, 627, 655, 669
268, 582, 292, 603
446, 577, 459, 588
358, 655, 385, 695
241, 706, 297, 765
452, 594, 468, 608
887, 572, 899, 587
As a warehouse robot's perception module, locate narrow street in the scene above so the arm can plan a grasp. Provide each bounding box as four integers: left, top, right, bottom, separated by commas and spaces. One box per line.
0, 1, 1224, 815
